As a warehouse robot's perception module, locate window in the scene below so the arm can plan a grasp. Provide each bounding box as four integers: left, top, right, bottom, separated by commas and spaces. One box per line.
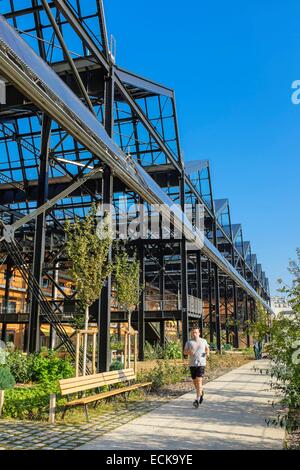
0, 301, 16, 313
7, 301, 16, 313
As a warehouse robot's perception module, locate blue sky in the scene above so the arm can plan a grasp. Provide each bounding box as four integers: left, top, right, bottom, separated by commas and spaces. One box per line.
105, 0, 300, 295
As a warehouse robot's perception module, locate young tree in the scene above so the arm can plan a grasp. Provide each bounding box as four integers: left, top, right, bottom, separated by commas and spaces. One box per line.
278, 247, 300, 312
266, 249, 300, 431
248, 302, 271, 342
114, 251, 140, 367
65, 205, 113, 375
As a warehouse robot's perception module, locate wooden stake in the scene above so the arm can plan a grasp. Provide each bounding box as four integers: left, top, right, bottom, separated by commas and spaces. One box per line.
134, 332, 138, 374
75, 331, 80, 377
92, 332, 97, 374
0, 390, 4, 417
124, 332, 128, 369
49, 393, 56, 424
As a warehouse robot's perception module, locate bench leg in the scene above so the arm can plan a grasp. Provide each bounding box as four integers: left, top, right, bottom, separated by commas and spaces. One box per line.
62, 406, 68, 420
84, 404, 90, 423
93, 400, 99, 409
124, 391, 130, 405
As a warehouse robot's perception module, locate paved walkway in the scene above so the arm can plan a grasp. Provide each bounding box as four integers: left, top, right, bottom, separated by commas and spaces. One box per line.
0, 400, 163, 450
79, 360, 285, 450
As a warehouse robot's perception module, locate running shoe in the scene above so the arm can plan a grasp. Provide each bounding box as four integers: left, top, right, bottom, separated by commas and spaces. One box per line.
193, 400, 199, 408
199, 392, 204, 404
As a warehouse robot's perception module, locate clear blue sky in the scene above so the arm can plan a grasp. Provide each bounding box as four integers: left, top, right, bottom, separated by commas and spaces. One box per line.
105, 0, 299, 295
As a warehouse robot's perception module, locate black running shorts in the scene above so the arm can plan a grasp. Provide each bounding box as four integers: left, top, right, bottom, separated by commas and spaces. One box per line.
190, 366, 205, 380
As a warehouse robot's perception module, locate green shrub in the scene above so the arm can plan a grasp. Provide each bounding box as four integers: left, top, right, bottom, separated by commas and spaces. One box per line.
6, 351, 34, 384
31, 350, 74, 385
111, 341, 123, 351
2, 383, 64, 420
163, 341, 182, 359
110, 360, 124, 371
144, 341, 182, 360
222, 343, 233, 351
0, 366, 16, 390
266, 313, 300, 431
110, 333, 123, 351
144, 341, 163, 360
137, 360, 189, 391
5, 350, 74, 385
262, 249, 300, 432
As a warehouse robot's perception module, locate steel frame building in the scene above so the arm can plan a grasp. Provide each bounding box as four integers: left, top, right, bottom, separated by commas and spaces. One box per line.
0, 1, 271, 371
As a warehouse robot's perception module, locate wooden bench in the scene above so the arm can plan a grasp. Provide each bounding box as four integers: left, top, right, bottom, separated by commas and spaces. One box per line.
58, 368, 152, 422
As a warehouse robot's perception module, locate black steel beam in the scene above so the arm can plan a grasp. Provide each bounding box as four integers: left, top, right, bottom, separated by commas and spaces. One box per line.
245, 293, 250, 347
180, 176, 189, 350
214, 263, 221, 352
98, 67, 114, 372
116, 68, 174, 99
233, 282, 239, 348
208, 260, 214, 344
28, 114, 51, 353
96, 0, 110, 59
52, 0, 110, 72
52, 0, 182, 174
196, 250, 203, 335
160, 321, 165, 347
0, 255, 12, 342
138, 242, 145, 360
115, 76, 182, 174
41, 0, 95, 114
224, 277, 229, 344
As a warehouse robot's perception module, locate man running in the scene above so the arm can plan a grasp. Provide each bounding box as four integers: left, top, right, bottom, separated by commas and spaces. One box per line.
184, 327, 210, 408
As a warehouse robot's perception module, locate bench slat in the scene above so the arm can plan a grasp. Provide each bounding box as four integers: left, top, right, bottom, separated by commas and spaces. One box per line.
59, 369, 136, 396
65, 382, 152, 407
60, 374, 136, 395
60, 368, 135, 386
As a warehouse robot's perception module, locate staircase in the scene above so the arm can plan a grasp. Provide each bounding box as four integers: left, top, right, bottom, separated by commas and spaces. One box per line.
4, 239, 78, 362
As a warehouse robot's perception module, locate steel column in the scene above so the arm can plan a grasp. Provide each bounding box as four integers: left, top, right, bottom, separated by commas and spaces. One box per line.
0, 256, 12, 342
160, 321, 165, 347
224, 277, 229, 344
233, 282, 239, 348
98, 165, 113, 372
27, 114, 51, 353
159, 222, 165, 346
208, 260, 214, 344
98, 68, 114, 372
138, 242, 145, 361
196, 250, 203, 335
214, 264, 221, 352
180, 176, 189, 349
49, 262, 59, 349
245, 293, 250, 347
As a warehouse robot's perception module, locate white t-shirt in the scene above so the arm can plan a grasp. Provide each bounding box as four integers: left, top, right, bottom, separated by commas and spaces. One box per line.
185, 338, 208, 367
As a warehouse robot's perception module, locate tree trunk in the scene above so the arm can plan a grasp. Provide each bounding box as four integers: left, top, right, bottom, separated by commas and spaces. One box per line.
128, 310, 132, 368
82, 305, 89, 375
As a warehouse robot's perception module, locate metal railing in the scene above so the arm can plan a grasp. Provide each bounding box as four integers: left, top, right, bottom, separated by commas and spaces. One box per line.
145, 294, 203, 315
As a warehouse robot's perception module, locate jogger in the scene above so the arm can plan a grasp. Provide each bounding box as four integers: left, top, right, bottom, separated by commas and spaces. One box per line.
184, 327, 210, 408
